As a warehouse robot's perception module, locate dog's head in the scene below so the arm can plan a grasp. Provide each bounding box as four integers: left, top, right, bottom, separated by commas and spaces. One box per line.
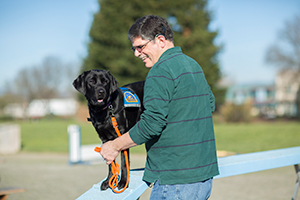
73, 69, 118, 107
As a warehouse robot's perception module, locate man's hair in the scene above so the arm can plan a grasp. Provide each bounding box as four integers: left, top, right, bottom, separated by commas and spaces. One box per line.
128, 15, 174, 43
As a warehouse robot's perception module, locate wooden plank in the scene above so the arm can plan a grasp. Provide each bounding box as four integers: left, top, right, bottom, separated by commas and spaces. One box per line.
76, 169, 148, 200
76, 146, 300, 200
0, 187, 25, 195
215, 146, 300, 179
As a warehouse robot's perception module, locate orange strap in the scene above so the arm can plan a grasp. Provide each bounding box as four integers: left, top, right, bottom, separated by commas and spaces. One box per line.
94, 116, 130, 193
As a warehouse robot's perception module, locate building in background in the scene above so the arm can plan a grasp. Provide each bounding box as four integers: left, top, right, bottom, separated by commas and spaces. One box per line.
225, 69, 300, 118
275, 70, 300, 117
225, 84, 276, 118
3, 98, 78, 119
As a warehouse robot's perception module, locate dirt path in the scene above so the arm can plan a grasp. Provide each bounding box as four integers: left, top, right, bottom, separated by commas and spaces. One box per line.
0, 153, 297, 199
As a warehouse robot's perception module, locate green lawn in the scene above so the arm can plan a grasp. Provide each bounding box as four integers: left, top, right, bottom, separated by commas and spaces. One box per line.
214, 122, 300, 153
15, 118, 300, 154
18, 118, 146, 154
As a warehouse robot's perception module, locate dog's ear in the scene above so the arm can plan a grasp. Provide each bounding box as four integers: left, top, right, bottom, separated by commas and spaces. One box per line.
107, 71, 118, 94
73, 71, 89, 95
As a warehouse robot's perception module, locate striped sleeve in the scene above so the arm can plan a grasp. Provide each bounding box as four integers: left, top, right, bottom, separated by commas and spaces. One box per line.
209, 87, 215, 112
129, 67, 174, 145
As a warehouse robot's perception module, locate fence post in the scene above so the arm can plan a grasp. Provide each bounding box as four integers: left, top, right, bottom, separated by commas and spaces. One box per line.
0, 124, 21, 155
292, 164, 299, 200
68, 125, 81, 164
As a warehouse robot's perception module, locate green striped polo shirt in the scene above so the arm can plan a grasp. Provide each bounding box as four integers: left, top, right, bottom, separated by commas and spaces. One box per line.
129, 46, 219, 185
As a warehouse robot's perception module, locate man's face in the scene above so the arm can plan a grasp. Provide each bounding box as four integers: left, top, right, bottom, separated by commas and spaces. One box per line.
131, 37, 161, 68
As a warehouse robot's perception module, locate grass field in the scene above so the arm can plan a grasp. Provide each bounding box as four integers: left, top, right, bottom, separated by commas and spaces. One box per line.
12, 118, 300, 154
214, 122, 300, 153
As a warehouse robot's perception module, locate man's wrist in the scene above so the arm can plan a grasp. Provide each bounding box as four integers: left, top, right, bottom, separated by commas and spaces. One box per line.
113, 132, 137, 152
113, 137, 123, 152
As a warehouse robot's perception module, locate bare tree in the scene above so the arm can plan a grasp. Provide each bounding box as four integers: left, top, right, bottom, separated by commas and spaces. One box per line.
14, 56, 60, 102
265, 15, 300, 117
265, 15, 300, 76
59, 60, 81, 97
0, 83, 21, 109
13, 56, 80, 103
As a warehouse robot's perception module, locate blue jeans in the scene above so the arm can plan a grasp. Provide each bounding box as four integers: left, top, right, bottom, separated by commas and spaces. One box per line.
149, 178, 213, 200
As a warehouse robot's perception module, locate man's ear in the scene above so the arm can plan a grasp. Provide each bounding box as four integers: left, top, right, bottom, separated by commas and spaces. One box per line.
107, 71, 118, 94
156, 34, 167, 48
72, 71, 89, 95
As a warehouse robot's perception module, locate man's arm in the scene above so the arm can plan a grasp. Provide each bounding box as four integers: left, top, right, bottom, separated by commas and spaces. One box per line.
99, 132, 137, 165
209, 88, 215, 113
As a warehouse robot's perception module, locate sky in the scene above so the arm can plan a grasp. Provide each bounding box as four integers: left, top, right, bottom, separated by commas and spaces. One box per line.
0, 0, 299, 91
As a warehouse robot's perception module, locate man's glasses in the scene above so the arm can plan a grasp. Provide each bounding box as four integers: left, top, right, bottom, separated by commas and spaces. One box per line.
131, 40, 151, 52
130, 31, 166, 52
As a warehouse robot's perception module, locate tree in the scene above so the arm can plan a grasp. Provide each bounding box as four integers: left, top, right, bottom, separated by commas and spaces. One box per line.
9, 56, 79, 103
0, 56, 80, 118
265, 15, 300, 75
83, 0, 148, 85
265, 15, 300, 117
82, 0, 224, 107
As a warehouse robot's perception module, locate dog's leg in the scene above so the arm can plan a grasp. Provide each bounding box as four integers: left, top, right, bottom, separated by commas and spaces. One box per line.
118, 149, 130, 190
101, 164, 113, 190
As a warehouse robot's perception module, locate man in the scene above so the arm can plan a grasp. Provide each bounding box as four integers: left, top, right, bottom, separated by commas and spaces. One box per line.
100, 15, 219, 199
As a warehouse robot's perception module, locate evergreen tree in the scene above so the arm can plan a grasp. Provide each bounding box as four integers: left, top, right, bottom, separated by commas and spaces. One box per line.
83, 0, 149, 85
82, 0, 225, 107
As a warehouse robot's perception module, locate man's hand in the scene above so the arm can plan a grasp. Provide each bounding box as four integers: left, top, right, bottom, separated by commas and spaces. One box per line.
99, 132, 138, 165
99, 140, 119, 165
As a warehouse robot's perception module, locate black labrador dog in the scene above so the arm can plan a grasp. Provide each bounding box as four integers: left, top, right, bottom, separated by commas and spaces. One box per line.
73, 69, 144, 190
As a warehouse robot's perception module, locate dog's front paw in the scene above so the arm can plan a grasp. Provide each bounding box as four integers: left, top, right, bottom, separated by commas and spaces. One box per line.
117, 178, 128, 190
101, 179, 110, 190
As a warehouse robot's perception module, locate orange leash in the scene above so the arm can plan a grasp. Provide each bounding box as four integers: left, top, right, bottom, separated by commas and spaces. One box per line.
94, 116, 130, 193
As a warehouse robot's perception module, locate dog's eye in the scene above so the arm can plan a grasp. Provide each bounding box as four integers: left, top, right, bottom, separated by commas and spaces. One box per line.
101, 78, 108, 84
89, 79, 96, 84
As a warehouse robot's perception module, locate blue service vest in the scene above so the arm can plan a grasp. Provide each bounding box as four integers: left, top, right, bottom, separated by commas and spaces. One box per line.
120, 87, 141, 108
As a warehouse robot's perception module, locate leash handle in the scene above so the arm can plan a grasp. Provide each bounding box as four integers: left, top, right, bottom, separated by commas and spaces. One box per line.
94, 146, 101, 152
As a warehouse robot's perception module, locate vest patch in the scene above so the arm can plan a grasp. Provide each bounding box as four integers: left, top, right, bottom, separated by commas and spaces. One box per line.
120, 87, 141, 108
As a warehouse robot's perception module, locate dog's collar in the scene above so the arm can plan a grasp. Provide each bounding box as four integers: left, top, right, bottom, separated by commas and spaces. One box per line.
102, 102, 111, 110
101, 93, 114, 111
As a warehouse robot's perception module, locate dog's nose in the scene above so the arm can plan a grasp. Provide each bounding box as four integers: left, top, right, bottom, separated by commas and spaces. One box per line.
98, 89, 105, 95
